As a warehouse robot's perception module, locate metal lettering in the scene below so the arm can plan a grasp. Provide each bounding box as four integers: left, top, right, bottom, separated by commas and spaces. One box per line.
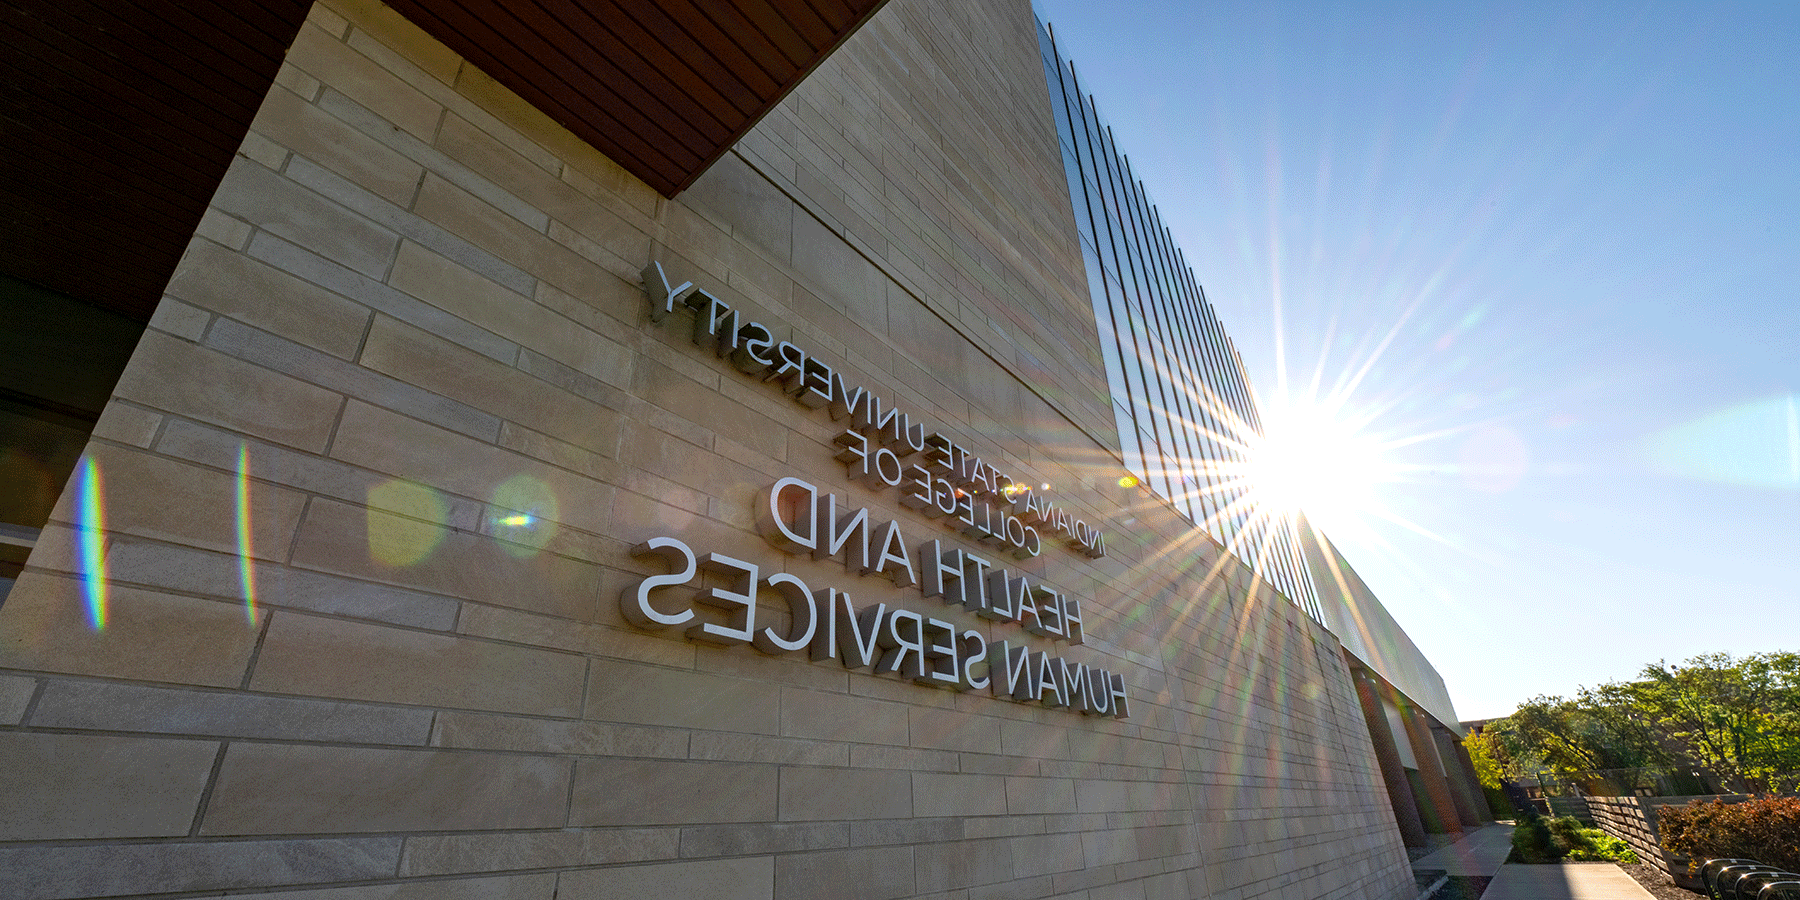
754, 573, 818, 654
959, 630, 990, 690
760, 478, 818, 552
1062, 595, 1085, 645
920, 539, 965, 606
641, 260, 694, 322
815, 491, 871, 571
731, 321, 775, 373
799, 357, 833, 408
622, 537, 697, 629
871, 520, 916, 586
687, 553, 758, 646
920, 617, 961, 687
876, 607, 926, 680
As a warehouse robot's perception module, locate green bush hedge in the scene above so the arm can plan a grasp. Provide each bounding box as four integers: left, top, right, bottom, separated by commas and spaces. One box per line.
1510, 811, 1639, 864
1659, 796, 1800, 873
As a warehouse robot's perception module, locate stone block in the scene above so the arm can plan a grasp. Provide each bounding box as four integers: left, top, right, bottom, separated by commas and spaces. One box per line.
90, 398, 168, 452
431, 710, 687, 758
779, 766, 913, 821
168, 239, 372, 360
1008, 832, 1085, 878
30, 679, 433, 744
0, 674, 35, 724
635, 357, 789, 462
334, 0, 464, 85
780, 688, 910, 746
1006, 777, 1079, 815
105, 533, 459, 631
456, 604, 694, 668
331, 399, 617, 536
909, 706, 1003, 754
568, 758, 777, 826
774, 846, 915, 900
252, 84, 425, 207
0, 732, 217, 840
214, 157, 402, 280
288, 497, 602, 622
115, 330, 343, 455
682, 153, 795, 264
999, 717, 1071, 761
1082, 828, 1139, 869
433, 113, 646, 254
287, 22, 443, 141
0, 575, 259, 687
200, 319, 502, 442
202, 743, 569, 834
913, 772, 1009, 818
250, 611, 585, 717
849, 817, 963, 847
914, 837, 1016, 892
195, 207, 254, 249
679, 822, 849, 857
357, 315, 622, 456
221, 873, 556, 900
388, 241, 631, 388
248, 231, 520, 363
559, 857, 773, 900
400, 828, 680, 876
0, 837, 400, 900
688, 731, 848, 767
849, 744, 958, 773
584, 659, 780, 734
148, 296, 210, 340
412, 174, 617, 302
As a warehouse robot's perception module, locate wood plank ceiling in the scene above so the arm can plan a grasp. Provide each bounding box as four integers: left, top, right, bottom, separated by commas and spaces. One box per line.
388, 0, 887, 198
0, 0, 887, 322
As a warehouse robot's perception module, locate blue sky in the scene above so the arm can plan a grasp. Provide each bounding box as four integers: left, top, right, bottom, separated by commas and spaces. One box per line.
1034, 0, 1799, 719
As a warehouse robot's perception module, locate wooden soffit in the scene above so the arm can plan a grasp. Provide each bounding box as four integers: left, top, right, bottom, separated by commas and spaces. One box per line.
0, 0, 314, 321
387, 0, 890, 197
0, 0, 884, 322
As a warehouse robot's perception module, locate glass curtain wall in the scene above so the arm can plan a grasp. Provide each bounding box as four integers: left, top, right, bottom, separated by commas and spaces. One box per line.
1037, 19, 1323, 623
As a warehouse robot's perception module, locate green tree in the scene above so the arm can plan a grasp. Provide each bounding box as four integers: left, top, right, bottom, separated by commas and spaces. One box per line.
1491, 650, 1800, 795
1500, 691, 1668, 781
1629, 651, 1800, 791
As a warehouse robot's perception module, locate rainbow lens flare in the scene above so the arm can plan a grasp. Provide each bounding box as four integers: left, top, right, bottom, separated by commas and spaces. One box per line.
490, 474, 558, 558
236, 445, 259, 625
75, 456, 107, 630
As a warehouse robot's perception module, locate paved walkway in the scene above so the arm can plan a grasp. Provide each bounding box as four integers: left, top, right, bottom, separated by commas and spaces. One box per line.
1412, 823, 1516, 876
1481, 862, 1656, 899
1409, 825, 1656, 899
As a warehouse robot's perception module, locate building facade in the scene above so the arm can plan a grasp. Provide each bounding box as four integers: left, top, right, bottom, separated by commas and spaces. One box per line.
0, 1, 1483, 898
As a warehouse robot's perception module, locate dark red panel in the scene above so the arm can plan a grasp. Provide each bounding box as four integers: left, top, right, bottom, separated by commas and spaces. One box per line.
388, 0, 890, 196
0, 0, 310, 321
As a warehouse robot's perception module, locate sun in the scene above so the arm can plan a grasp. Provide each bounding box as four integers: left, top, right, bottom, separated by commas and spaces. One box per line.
1245, 398, 1391, 529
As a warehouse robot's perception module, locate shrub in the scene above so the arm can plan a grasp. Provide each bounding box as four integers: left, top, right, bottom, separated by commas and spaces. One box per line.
1549, 815, 1640, 863
1512, 811, 1560, 863
1659, 796, 1800, 873
1511, 813, 1640, 864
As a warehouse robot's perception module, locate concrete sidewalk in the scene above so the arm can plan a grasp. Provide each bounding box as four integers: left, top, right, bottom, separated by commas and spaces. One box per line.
1481, 862, 1655, 899
1411, 823, 1517, 876
1409, 824, 1655, 899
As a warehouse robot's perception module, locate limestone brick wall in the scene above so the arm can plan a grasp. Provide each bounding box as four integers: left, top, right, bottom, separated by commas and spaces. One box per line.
0, 0, 1415, 898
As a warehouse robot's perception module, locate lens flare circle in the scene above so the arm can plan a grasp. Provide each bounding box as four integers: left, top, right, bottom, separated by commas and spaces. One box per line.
367, 480, 449, 567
